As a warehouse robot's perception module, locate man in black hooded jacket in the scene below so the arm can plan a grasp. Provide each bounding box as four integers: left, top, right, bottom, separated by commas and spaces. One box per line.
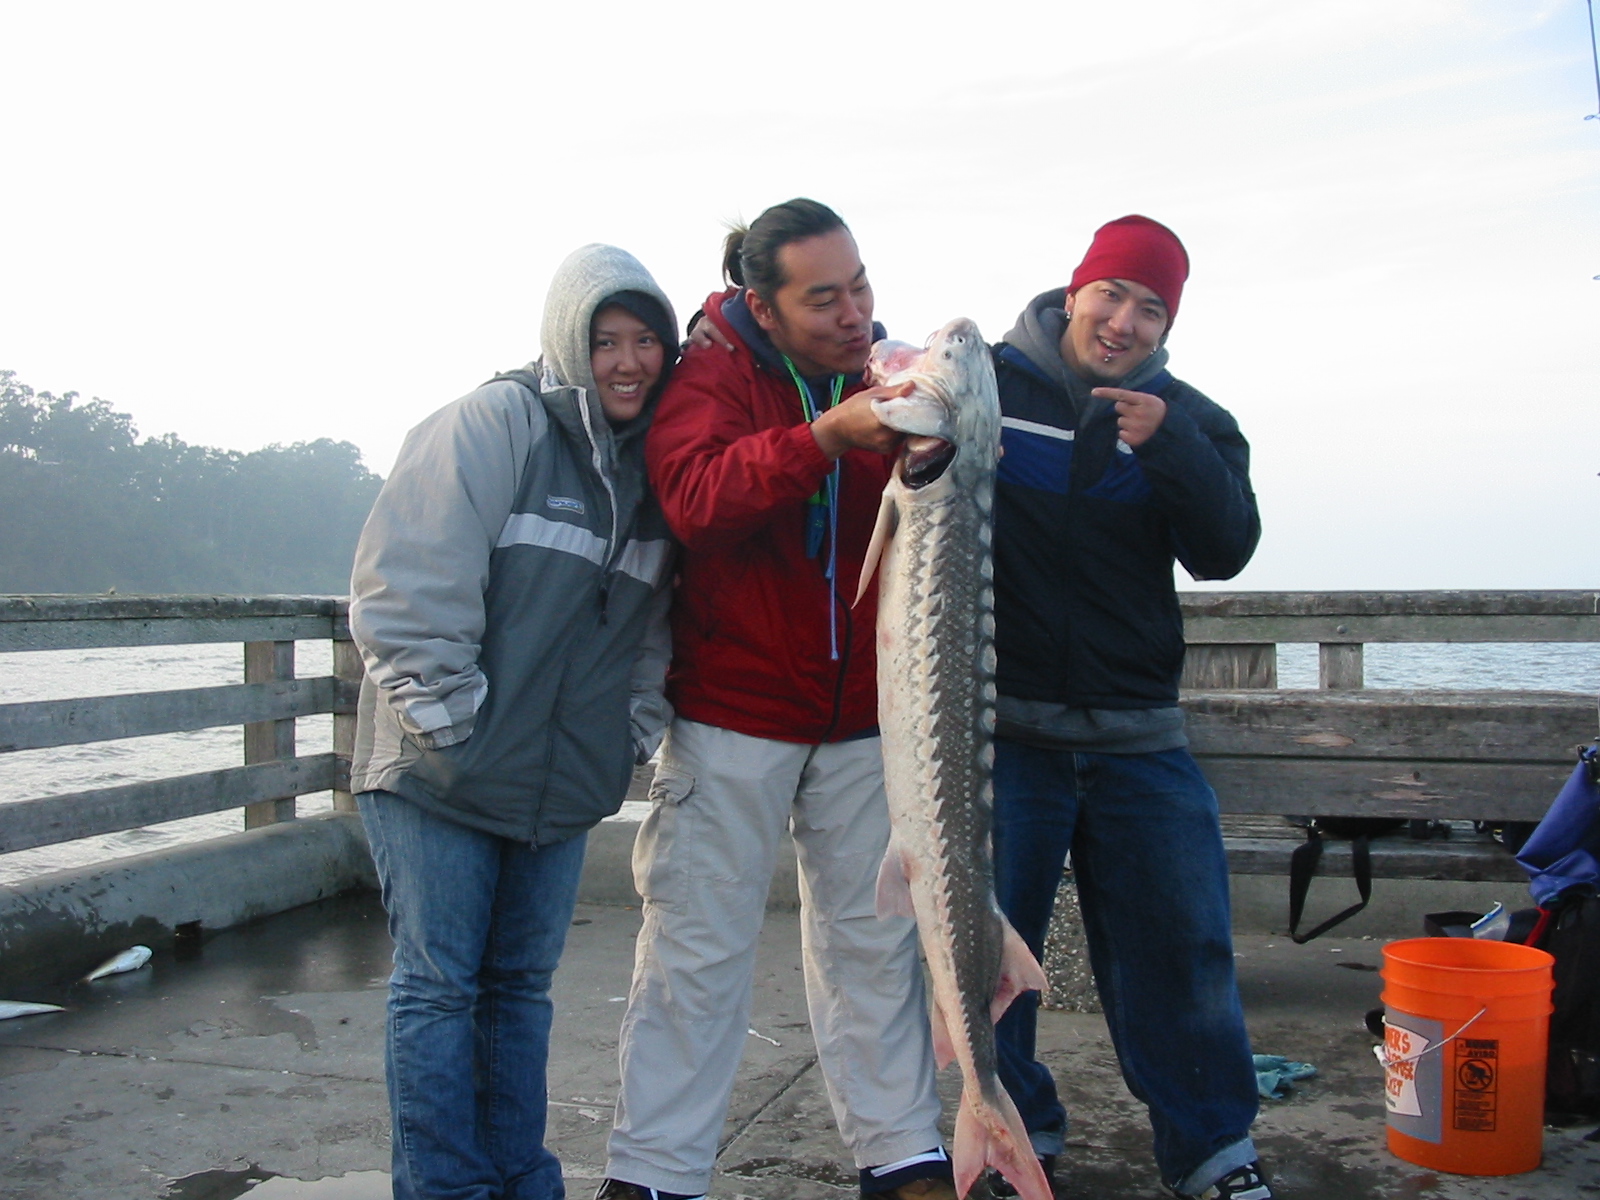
987, 215, 1271, 1200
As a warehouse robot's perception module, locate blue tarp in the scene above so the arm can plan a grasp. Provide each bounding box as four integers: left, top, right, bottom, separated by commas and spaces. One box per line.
1517, 745, 1600, 907
1252, 1055, 1317, 1099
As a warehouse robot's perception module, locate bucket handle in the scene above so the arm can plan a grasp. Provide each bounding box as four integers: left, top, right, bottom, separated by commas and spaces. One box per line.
1378, 1007, 1488, 1066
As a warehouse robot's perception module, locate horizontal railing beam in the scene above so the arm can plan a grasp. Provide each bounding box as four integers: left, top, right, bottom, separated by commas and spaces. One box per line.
1197, 757, 1570, 823
0, 595, 350, 652
1183, 688, 1598, 763
0, 677, 357, 753
0, 615, 344, 653
0, 753, 347, 853
0, 595, 347, 622
1179, 589, 1600, 619
1223, 835, 1527, 882
1182, 613, 1600, 644
1178, 589, 1600, 644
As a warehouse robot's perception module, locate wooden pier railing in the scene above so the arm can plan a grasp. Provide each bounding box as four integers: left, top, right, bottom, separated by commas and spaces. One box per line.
0, 591, 1595, 883
1179, 591, 1600, 881
0, 595, 359, 856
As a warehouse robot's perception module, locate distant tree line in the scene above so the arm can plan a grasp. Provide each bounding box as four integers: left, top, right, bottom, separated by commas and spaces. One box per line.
0, 369, 384, 594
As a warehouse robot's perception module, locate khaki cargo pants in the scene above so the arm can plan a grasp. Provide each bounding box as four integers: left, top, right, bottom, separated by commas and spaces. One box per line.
604, 718, 943, 1196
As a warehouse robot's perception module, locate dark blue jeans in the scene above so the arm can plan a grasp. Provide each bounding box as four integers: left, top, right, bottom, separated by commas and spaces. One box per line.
359, 790, 587, 1200
990, 742, 1259, 1192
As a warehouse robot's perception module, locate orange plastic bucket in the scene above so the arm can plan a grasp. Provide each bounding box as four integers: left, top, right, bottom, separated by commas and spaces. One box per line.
1380, 937, 1554, 1175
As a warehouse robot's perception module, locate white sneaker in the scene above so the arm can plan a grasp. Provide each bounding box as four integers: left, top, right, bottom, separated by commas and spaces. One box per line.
1168, 1161, 1274, 1200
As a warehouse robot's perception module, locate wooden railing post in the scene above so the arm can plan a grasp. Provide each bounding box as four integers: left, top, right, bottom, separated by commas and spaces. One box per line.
1319, 642, 1365, 689
331, 632, 361, 813
243, 640, 296, 827
1181, 643, 1278, 689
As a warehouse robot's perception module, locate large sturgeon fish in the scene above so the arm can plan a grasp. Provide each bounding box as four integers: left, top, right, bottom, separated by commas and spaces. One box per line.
859, 319, 1052, 1200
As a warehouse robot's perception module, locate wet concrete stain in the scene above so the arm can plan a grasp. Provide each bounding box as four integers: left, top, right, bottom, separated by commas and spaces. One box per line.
61, 1106, 112, 1122
160, 1166, 390, 1200
722, 1154, 857, 1187
159, 1164, 274, 1199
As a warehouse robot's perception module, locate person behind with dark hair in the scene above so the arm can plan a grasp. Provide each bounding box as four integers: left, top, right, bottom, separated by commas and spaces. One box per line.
349, 243, 679, 1200
596, 200, 957, 1200
983, 216, 1269, 1200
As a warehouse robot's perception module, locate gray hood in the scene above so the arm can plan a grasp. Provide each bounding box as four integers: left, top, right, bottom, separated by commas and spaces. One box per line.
1003, 287, 1170, 427
538, 243, 678, 427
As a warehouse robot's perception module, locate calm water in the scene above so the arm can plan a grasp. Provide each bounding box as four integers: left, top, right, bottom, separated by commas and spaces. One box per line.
2, 640, 1596, 885
0, 642, 334, 884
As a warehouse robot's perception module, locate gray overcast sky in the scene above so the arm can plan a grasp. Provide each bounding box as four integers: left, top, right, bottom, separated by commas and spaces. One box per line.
3, 0, 1596, 590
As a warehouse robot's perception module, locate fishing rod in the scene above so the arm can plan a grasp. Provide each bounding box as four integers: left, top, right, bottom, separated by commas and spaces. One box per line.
1588, 0, 1600, 121
1589, 1, 1599, 280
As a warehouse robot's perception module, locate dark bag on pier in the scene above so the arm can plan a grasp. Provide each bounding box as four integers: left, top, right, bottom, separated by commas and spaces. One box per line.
1287, 816, 1448, 943
1538, 888, 1600, 1119
1518, 743, 1600, 1119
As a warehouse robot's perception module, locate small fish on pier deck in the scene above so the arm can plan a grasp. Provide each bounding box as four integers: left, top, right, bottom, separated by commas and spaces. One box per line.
0, 1000, 66, 1020
83, 944, 152, 982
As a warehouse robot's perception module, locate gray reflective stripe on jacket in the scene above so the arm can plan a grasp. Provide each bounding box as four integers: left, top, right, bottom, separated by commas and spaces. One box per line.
350, 374, 673, 847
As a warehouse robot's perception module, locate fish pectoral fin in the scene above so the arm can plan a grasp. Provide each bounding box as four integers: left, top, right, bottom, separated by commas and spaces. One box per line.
989, 918, 1050, 1024
928, 993, 958, 1071
873, 834, 916, 921
852, 488, 898, 607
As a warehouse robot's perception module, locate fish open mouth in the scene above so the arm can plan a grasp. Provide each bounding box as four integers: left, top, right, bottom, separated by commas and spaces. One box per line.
902, 436, 955, 489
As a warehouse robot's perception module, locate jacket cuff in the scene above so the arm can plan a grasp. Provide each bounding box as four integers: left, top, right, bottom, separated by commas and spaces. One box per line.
1133, 402, 1202, 462
784, 421, 835, 480
633, 731, 664, 766
414, 715, 475, 751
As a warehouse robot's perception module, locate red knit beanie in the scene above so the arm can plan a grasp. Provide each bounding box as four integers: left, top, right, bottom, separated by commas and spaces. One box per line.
1067, 214, 1189, 323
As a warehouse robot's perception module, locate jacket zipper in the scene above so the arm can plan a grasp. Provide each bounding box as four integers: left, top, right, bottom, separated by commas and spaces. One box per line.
575, 383, 622, 624
530, 380, 624, 841
818, 582, 854, 743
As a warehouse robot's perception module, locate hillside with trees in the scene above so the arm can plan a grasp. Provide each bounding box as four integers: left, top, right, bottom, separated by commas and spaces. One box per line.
0, 370, 383, 594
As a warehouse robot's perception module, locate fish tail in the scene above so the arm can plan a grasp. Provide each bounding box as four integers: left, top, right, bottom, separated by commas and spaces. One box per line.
952, 1082, 1053, 1200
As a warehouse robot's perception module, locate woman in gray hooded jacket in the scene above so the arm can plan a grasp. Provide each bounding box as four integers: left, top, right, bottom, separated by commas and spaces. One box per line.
349, 244, 677, 1200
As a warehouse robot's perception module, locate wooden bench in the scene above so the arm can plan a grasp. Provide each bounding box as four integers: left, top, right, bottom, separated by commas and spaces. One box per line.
1177, 590, 1600, 885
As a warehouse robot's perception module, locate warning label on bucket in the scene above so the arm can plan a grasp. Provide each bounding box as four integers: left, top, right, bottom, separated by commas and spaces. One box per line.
1452, 1038, 1498, 1131
1382, 1011, 1444, 1144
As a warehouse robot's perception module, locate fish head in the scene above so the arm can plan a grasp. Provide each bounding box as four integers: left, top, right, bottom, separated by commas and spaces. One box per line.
870, 318, 1000, 490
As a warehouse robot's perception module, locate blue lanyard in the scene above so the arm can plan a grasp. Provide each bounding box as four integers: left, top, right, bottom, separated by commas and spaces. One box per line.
782, 356, 845, 661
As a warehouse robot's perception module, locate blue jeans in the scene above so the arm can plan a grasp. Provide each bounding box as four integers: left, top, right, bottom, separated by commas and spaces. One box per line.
990, 742, 1259, 1192
359, 790, 587, 1200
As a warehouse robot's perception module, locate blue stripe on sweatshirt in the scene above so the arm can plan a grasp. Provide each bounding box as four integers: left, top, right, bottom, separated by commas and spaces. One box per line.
999, 418, 1075, 494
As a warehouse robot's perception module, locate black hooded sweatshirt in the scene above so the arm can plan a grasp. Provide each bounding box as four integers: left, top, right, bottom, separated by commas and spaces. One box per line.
990, 288, 1260, 753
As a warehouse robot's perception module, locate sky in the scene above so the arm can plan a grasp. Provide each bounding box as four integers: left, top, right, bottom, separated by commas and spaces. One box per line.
2, 0, 1597, 591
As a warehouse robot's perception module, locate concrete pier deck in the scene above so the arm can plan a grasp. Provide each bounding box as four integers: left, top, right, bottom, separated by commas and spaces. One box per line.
2, 888, 1596, 1200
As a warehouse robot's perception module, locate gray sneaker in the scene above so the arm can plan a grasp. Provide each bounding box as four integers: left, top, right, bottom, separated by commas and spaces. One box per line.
985, 1154, 1057, 1197
594, 1181, 704, 1200
1168, 1161, 1274, 1200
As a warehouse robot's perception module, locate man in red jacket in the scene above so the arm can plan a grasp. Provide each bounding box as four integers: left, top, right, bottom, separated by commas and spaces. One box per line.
598, 199, 956, 1200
